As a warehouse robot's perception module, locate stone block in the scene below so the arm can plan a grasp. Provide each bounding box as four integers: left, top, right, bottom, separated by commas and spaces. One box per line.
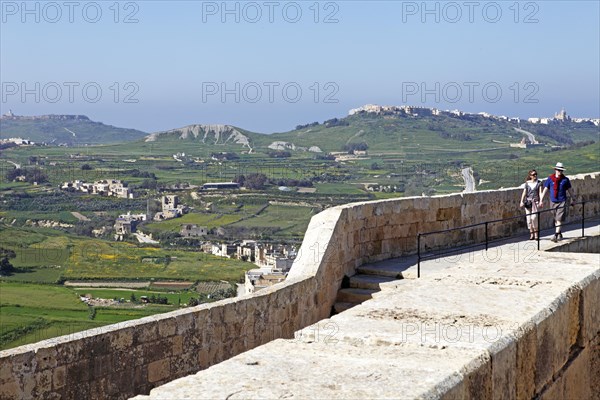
491, 340, 516, 400
465, 356, 492, 399
359, 228, 370, 244
437, 207, 459, 221
539, 375, 564, 399
209, 304, 225, 326
116, 344, 141, 371
208, 341, 224, 364
171, 335, 183, 356
534, 296, 573, 393
590, 334, 600, 399
34, 346, 58, 371
370, 227, 384, 242
413, 197, 431, 210
92, 354, 112, 377
0, 380, 19, 400
11, 351, 36, 378
198, 348, 209, 369
171, 351, 197, 379
157, 317, 177, 338
143, 340, 171, 364
563, 346, 591, 400
0, 359, 13, 383
515, 324, 536, 399
440, 379, 465, 400
66, 359, 90, 384
136, 323, 159, 344
33, 370, 52, 397
109, 327, 134, 351
582, 273, 600, 345
223, 303, 237, 324
52, 365, 66, 390
147, 359, 170, 383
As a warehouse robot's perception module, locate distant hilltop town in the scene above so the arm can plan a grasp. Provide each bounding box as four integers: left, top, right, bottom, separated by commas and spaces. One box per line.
348, 105, 600, 126
1, 110, 90, 121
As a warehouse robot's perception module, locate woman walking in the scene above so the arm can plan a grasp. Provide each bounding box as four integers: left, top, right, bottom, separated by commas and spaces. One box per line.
520, 169, 543, 240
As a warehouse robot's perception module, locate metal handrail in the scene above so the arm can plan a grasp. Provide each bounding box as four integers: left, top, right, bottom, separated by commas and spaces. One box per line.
416, 200, 599, 278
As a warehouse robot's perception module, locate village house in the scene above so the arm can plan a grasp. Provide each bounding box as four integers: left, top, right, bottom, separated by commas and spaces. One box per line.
61, 179, 133, 198
197, 239, 297, 293
180, 224, 207, 237
244, 243, 297, 294
113, 212, 147, 241
153, 195, 187, 221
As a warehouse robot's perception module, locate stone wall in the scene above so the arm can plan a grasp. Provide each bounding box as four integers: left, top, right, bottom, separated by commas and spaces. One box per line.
1, 172, 598, 399
438, 263, 600, 399
547, 234, 600, 254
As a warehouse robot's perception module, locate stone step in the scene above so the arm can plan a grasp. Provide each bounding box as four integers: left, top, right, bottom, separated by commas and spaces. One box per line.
349, 274, 399, 290
332, 302, 356, 314
336, 288, 377, 304
357, 262, 406, 279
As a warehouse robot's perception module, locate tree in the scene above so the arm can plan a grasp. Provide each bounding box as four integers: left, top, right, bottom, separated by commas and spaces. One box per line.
234, 174, 246, 186
243, 173, 268, 190
6, 167, 48, 184
267, 150, 291, 158
342, 142, 369, 153
0, 257, 15, 275
139, 178, 158, 189
6, 168, 24, 182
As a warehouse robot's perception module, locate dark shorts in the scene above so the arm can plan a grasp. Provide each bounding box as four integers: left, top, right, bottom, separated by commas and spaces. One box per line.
551, 201, 567, 222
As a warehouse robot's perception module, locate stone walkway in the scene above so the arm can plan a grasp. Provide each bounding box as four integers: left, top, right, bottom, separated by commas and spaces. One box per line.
132, 221, 599, 399
368, 219, 599, 279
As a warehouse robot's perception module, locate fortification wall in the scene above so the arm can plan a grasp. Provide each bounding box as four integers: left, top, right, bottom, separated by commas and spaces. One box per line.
1, 172, 598, 399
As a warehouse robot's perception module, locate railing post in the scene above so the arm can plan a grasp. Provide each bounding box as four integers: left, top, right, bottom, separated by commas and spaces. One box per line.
536, 208, 541, 251
581, 201, 585, 237
485, 222, 488, 251
417, 234, 421, 278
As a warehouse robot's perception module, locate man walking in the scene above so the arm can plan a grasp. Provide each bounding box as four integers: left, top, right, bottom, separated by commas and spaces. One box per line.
540, 162, 576, 242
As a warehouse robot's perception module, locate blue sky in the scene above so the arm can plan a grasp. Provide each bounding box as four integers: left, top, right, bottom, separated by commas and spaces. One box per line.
1, 1, 599, 133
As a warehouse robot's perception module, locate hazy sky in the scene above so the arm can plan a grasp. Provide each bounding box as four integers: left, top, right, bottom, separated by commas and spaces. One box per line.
1, 1, 599, 133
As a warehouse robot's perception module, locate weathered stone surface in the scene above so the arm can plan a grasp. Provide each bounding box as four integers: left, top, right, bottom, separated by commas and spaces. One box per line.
590, 334, 600, 399
156, 317, 177, 338
135, 246, 600, 400
516, 324, 536, 399
491, 339, 516, 400
147, 359, 170, 383
51, 365, 66, 390
562, 346, 592, 400
0, 358, 12, 383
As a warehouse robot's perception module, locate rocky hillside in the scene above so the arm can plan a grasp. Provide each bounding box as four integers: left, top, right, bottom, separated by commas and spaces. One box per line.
146, 124, 252, 148
0, 114, 147, 145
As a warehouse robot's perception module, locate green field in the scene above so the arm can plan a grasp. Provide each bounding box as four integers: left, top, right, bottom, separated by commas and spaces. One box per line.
0, 278, 236, 350
0, 222, 250, 349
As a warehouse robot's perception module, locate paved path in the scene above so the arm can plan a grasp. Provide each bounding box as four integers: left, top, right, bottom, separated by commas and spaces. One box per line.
71, 211, 90, 221
514, 127, 538, 144
367, 219, 600, 279
461, 167, 475, 193
3, 160, 21, 169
